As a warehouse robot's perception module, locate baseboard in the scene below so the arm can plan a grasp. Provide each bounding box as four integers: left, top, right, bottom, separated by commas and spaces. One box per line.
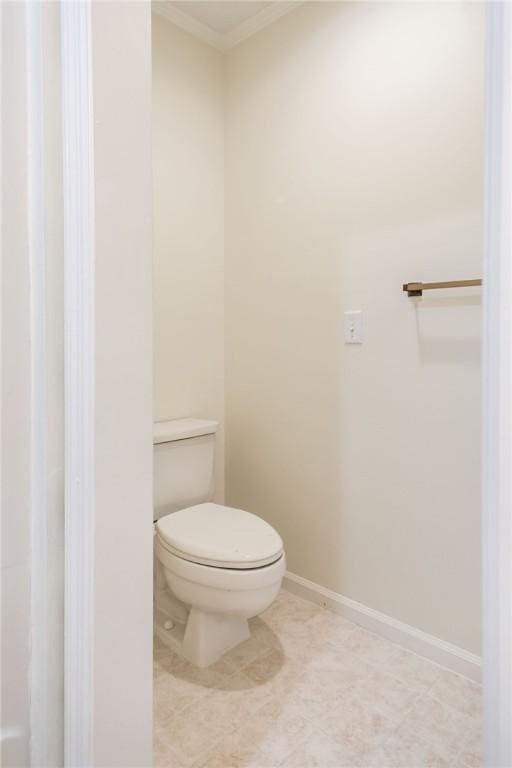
283, 571, 482, 683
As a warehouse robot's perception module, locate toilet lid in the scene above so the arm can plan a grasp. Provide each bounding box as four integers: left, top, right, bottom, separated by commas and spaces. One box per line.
155, 503, 284, 569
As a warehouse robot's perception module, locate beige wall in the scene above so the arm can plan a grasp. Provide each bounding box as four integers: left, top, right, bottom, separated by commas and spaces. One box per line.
153, 15, 225, 501
93, 3, 153, 765
225, 2, 484, 654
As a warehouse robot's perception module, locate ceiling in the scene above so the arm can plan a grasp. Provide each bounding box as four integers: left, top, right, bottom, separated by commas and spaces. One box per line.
152, 1, 301, 50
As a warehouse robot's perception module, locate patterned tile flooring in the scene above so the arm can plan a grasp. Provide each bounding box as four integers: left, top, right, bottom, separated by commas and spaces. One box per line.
153, 590, 482, 768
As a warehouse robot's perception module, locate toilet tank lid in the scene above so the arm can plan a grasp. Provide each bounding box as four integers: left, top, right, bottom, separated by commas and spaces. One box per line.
153, 418, 219, 444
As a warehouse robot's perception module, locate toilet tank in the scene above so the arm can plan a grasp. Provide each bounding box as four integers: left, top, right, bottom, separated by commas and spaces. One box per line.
153, 418, 219, 521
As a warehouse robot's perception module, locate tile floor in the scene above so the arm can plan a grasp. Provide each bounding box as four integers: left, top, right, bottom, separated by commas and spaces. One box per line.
153, 589, 482, 768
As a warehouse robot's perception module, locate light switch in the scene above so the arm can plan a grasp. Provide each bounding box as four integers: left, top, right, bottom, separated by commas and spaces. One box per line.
344, 310, 363, 344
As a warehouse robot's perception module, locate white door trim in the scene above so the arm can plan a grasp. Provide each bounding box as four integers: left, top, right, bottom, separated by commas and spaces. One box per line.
60, 2, 95, 765
482, 3, 512, 765
26, 2, 48, 764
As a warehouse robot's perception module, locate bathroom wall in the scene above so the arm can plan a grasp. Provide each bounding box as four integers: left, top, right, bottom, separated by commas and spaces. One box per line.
93, 3, 153, 765
225, 2, 484, 654
2, 4, 32, 764
153, 15, 225, 501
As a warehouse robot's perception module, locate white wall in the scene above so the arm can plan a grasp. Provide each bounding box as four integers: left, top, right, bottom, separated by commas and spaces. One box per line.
38, 5, 65, 764
1, 4, 32, 764
225, 2, 484, 654
153, 15, 225, 501
2, 6, 67, 765
92, 4, 153, 765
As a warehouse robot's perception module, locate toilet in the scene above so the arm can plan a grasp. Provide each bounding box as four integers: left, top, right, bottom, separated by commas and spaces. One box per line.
153, 418, 286, 668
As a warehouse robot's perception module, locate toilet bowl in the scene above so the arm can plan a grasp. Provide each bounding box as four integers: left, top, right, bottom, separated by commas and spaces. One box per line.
153, 418, 285, 668
155, 502, 285, 667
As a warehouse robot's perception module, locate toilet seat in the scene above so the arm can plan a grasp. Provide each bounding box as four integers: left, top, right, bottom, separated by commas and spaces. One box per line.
155, 502, 283, 570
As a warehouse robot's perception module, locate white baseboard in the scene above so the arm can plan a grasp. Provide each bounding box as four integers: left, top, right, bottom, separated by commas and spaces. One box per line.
283, 571, 482, 683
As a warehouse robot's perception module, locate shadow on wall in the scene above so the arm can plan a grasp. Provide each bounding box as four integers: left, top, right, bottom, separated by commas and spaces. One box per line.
413, 294, 481, 366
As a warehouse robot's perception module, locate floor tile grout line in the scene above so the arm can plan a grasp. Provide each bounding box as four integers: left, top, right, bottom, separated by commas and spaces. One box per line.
386, 678, 478, 764
450, 723, 482, 768
336, 647, 443, 701
194, 690, 313, 768
363, 684, 428, 755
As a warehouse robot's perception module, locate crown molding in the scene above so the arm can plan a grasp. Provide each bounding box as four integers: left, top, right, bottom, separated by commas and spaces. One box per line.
224, 2, 302, 49
152, 3, 225, 50
152, 1, 303, 52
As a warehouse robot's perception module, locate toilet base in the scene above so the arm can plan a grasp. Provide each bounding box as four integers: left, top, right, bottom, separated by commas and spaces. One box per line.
155, 544, 285, 668
154, 603, 250, 667
155, 607, 186, 651
182, 607, 250, 667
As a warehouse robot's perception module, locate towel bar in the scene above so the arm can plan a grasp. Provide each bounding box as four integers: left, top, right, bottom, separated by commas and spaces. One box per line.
403, 279, 482, 297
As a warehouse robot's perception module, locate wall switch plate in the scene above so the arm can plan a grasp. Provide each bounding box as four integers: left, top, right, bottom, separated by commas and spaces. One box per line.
344, 310, 363, 344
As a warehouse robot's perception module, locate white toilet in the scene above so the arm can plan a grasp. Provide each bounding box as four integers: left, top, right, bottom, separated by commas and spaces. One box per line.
153, 418, 286, 668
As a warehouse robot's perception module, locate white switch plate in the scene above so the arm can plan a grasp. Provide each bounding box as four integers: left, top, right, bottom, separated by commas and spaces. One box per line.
344, 310, 363, 344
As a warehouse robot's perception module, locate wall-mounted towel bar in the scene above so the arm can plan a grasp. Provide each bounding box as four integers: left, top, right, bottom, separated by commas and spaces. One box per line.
403, 279, 482, 297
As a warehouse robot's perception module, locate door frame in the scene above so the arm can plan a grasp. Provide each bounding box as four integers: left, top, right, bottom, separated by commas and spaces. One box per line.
55, 1, 511, 766
59, 1, 153, 767
482, 3, 512, 764
60, 2, 96, 765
